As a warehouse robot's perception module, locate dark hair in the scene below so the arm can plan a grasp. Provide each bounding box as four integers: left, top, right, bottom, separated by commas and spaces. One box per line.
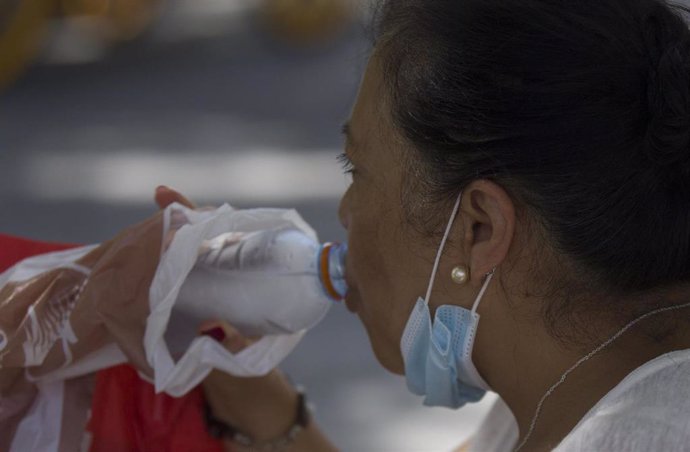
374, 0, 690, 331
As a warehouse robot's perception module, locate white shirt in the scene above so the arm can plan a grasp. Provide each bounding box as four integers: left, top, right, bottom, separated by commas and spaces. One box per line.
470, 348, 690, 452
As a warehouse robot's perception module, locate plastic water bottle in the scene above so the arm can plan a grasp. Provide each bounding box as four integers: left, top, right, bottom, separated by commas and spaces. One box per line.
166, 228, 348, 341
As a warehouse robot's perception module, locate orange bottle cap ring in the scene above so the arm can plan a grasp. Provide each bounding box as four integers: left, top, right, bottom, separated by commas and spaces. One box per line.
320, 243, 343, 301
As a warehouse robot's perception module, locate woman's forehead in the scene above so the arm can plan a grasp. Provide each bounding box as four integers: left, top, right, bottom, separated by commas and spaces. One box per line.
348, 57, 400, 155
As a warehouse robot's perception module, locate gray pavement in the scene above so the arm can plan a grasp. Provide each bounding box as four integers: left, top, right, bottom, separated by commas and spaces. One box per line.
0, 3, 493, 450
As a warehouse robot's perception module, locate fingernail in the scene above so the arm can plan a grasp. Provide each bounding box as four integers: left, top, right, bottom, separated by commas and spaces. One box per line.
156, 185, 169, 192
201, 327, 226, 342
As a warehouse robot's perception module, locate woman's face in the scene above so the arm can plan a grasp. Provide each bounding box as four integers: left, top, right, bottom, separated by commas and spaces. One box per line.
338, 56, 442, 374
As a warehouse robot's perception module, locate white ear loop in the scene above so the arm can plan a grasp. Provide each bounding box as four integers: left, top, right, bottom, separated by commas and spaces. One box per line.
423, 192, 497, 310
471, 269, 495, 314
423, 192, 463, 306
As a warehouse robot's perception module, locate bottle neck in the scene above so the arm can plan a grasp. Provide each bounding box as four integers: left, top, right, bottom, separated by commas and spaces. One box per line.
317, 242, 347, 301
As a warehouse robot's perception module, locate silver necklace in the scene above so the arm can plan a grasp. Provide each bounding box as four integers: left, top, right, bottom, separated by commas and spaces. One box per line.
513, 300, 690, 452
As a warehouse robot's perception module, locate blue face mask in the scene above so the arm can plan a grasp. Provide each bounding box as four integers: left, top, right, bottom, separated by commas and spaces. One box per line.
400, 192, 495, 409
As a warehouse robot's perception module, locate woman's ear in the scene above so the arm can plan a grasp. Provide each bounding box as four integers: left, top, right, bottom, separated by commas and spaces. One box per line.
459, 180, 516, 285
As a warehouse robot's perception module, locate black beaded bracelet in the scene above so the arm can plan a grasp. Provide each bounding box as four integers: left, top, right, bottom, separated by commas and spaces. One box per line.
203, 391, 310, 451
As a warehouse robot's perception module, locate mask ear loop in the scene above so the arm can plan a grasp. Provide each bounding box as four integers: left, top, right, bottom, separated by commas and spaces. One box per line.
423, 192, 464, 307
422, 191, 497, 312
471, 268, 496, 314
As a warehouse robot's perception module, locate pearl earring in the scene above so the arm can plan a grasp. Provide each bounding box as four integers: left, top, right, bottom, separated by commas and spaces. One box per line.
451, 265, 470, 285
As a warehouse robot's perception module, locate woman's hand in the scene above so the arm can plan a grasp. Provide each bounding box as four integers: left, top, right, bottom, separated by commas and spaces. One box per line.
198, 321, 302, 443
154, 185, 196, 210
153, 186, 337, 451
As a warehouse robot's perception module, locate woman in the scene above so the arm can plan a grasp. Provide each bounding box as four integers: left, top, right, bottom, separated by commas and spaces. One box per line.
191, 0, 690, 450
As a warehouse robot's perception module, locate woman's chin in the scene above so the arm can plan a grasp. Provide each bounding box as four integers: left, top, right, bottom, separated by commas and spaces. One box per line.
362, 325, 406, 375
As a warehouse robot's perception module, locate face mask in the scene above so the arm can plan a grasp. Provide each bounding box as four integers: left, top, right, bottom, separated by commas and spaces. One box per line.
400, 192, 495, 409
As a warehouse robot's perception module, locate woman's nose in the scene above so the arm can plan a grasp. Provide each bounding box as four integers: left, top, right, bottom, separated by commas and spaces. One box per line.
338, 189, 350, 230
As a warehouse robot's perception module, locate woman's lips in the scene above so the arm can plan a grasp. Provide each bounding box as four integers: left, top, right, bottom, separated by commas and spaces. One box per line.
343, 271, 358, 312
344, 296, 358, 313
344, 267, 359, 312
343, 286, 359, 313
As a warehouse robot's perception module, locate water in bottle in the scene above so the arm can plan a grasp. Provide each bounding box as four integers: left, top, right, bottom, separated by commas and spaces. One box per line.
165, 227, 347, 352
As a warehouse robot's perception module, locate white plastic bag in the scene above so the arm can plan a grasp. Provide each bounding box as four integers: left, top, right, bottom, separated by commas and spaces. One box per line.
0, 203, 318, 452
146, 203, 318, 396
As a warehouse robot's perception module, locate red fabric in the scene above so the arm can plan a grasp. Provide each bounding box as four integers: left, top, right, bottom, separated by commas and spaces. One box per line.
87, 365, 224, 452
0, 233, 78, 273
0, 233, 224, 452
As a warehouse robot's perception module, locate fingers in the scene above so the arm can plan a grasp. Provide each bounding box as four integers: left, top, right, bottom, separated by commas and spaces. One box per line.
155, 186, 218, 249
154, 185, 196, 210
199, 320, 260, 354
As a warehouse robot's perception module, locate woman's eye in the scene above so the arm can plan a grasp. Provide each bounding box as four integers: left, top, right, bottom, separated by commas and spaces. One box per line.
337, 152, 356, 176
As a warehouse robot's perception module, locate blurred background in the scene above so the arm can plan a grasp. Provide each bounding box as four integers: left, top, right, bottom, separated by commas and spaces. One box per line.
0, 0, 495, 450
